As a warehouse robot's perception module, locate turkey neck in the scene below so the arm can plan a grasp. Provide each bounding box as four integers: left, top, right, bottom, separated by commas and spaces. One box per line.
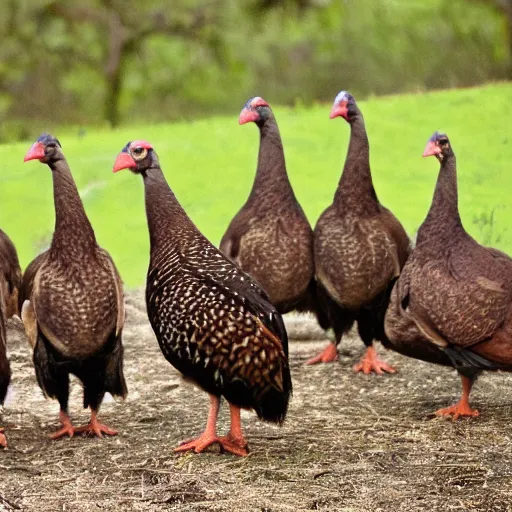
142, 166, 195, 257
417, 153, 464, 245
247, 116, 296, 208
49, 158, 97, 260
333, 112, 379, 214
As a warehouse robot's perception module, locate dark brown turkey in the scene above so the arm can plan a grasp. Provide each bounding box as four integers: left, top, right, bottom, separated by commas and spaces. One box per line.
113, 140, 292, 457
220, 97, 315, 314
21, 134, 127, 438
385, 131, 512, 418
307, 92, 410, 372
0, 229, 22, 318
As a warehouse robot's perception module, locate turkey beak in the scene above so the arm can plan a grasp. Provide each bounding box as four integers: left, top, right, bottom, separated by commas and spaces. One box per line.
113, 152, 137, 172
422, 141, 441, 158
239, 108, 259, 125
24, 142, 46, 162
329, 101, 348, 120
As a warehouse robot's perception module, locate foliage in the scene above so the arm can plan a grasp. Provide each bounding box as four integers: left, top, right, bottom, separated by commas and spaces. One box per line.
0, 0, 510, 138
0, 83, 511, 287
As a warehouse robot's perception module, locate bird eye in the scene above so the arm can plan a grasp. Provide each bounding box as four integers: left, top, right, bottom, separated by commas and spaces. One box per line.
439, 139, 448, 145
131, 147, 148, 160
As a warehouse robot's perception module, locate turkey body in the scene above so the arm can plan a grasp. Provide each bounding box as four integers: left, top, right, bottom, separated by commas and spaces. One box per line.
220, 98, 315, 314
315, 205, 408, 310
384, 132, 512, 418
308, 92, 410, 371
146, 239, 291, 421
221, 203, 314, 312
21, 134, 126, 438
114, 140, 291, 456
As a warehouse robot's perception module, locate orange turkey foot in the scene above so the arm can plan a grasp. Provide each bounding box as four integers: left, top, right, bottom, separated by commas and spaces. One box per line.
305, 343, 338, 365
74, 419, 118, 438
435, 401, 480, 420
218, 433, 249, 457
175, 433, 248, 457
50, 412, 75, 440
50, 424, 75, 440
0, 428, 7, 448
353, 346, 397, 375
174, 432, 224, 455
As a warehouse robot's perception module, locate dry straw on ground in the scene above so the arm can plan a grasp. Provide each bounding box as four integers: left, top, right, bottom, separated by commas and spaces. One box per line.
1, 291, 512, 511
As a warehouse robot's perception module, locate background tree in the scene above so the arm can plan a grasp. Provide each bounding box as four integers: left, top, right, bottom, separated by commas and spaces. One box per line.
470, 0, 512, 77
0, 0, 509, 140
44, 0, 224, 127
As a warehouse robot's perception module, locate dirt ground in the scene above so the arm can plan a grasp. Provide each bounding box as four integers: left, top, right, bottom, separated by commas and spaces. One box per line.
1, 291, 512, 511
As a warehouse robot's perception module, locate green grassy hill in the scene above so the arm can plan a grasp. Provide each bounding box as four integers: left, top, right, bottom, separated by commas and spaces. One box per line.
1, 83, 511, 287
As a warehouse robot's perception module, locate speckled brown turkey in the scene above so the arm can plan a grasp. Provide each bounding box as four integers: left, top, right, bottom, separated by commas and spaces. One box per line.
307, 92, 410, 372
113, 140, 292, 457
0, 228, 22, 318
21, 134, 127, 439
384, 131, 512, 419
220, 97, 315, 314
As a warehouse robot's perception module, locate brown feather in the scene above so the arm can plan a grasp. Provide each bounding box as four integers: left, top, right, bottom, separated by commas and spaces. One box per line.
24, 149, 123, 358
314, 94, 410, 353
385, 133, 512, 371
384, 282, 452, 366
0, 229, 22, 318
21, 300, 38, 349
22, 135, 127, 412
220, 103, 314, 313
133, 145, 291, 423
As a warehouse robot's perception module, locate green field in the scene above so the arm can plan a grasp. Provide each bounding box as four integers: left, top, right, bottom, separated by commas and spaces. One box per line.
1, 83, 511, 288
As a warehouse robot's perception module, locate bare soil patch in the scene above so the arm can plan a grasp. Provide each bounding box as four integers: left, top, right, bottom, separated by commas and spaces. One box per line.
1, 291, 512, 511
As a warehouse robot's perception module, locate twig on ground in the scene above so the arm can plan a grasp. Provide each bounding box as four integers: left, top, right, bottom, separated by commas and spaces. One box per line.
0, 495, 21, 510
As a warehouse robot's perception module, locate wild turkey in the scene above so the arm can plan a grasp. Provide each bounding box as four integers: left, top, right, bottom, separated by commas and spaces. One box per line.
0, 229, 22, 318
220, 97, 315, 314
113, 140, 292, 456
307, 92, 410, 373
22, 133, 127, 438
385, 131, 512, 418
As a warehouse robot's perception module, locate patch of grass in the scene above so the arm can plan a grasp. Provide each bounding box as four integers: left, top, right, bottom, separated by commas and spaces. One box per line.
1, 83, 511, 287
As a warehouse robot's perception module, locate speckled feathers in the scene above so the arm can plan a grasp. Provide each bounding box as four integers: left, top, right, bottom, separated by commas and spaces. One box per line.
131, 143, 292, 423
